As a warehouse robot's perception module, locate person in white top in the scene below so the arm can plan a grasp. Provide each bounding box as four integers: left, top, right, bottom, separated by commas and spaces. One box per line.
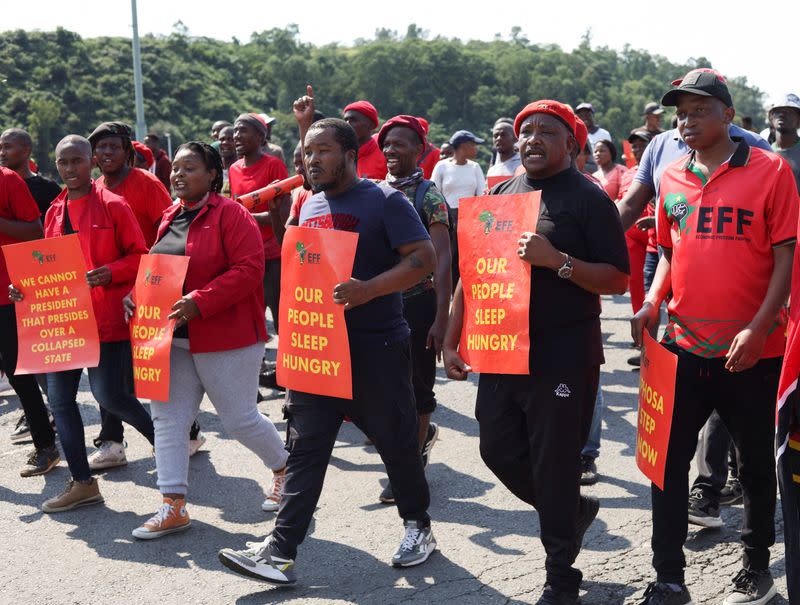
575, 102, 613, 153
487, 119, 521, 178
431, 129, 486, 285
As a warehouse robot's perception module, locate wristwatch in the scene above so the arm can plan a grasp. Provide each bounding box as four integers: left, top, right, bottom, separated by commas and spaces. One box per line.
557, 254, 573, 279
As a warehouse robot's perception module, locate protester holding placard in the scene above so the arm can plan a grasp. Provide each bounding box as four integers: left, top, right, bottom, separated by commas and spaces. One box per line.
444, 100, 629, 605
9, 135, 155, 514
378, 114, 452, 504
124, 141, 288, 540
630, 70, 798, 605
0, 166, 61, 477
219, 87, 437, 585
90, 121, 177, 471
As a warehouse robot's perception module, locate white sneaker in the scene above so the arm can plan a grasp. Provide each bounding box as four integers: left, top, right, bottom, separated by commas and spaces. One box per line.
261, 468, 287, 512
88, 440, 127, 470
188, 432, 206, 457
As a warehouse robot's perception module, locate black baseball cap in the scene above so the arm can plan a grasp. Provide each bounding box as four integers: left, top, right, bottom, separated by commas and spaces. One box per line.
88, 121, 133, 146
628, 129, 653, 143
661, 68, 733, 108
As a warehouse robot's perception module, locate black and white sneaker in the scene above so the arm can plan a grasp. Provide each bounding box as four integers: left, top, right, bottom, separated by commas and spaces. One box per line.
218, 540, 296, 584
580, 455, 598, 486
636, 582, 694, 604
687, 487, 723, 528
391, 520, 437, 567
720, 477, 743, 506
421, 422, 439, 469
722, 568, 776, 604
10, 414, 31, 443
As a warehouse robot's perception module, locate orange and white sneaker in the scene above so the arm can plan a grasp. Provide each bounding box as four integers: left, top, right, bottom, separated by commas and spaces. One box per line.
132, 497, 191, 540
261, 468, 286, 512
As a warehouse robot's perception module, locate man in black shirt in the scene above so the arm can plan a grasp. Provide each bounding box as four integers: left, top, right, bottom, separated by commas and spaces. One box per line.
0, 128, 62, 215
444, 100, 629, 605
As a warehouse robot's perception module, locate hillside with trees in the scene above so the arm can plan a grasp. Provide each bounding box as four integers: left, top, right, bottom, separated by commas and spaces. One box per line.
0, 24, 766, 174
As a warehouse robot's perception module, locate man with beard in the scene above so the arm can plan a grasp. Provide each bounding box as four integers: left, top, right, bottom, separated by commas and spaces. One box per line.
219, 87, 437, 585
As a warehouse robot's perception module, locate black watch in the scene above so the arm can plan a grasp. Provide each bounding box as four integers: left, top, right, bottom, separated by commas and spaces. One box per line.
557, 254, 573, 279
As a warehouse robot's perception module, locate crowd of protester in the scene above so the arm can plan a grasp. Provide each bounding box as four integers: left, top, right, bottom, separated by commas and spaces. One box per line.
1, 72, 799, 605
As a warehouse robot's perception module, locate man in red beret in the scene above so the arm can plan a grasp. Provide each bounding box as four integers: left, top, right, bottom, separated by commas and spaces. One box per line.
343, 100, 388, 179
444, 100, 630, 605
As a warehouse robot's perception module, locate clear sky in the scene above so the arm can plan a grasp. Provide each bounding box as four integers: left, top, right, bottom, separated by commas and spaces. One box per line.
4, 0, 795, 108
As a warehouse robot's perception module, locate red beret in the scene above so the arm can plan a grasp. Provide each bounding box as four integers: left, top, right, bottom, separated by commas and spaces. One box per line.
377, 115, 427, 150
343, 100, 379, 129
132, 140, 154, 167
573, 116, 588, 150
514, 100, 577, 138
416, 117, 430, 134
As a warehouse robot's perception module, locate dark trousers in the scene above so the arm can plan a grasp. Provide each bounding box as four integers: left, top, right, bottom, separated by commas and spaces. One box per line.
449, 208, 459, 288
691, 411, 738, 505
652, 347, 778, 583
47, 341, 154, 481
476, 367, 599, 592
778, 438, 800, 602
0, 304, 55, 450
263, 258, 281, 335
271, 339, 430, 559
403, 289, 437, 415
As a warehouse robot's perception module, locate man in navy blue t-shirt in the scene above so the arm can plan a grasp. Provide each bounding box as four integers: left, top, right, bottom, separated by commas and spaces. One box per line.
220, 89, 438, 585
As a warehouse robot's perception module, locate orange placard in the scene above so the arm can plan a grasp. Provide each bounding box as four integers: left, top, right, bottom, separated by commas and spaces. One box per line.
487, 175, 513, 190
636, 330, 678, 490
129, 254, 190, 401
2, 234, 99, 373
277, 226, 358, 399
623, 140, 637, 169
457, 192, 541, 374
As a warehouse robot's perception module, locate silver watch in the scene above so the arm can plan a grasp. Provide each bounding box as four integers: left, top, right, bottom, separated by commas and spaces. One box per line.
557, 254, 573, 279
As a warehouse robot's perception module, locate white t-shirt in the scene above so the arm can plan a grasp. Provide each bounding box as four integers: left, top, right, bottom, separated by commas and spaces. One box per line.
587, 127, 613, 149
487, 154, 522, 177
431, 158, 486, 209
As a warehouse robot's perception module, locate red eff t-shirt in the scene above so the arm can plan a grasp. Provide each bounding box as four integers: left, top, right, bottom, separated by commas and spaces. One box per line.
657, 142, 799, 358
229, 154, 289, 260
357, 136, 388, 180
0, 167, 41, 305
96, 168, 172, 248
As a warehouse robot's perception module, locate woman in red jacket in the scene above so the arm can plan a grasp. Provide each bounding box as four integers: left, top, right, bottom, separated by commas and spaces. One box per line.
10, 135, 155, 513
125, 142, 288, 540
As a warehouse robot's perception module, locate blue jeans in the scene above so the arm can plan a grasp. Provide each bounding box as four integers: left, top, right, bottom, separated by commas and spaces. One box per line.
581, 384, 604, 459
47, 340, 154, 481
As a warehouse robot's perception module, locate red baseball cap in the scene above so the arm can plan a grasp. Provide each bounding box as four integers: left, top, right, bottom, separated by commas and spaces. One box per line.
343, 101, 379, 128
514, 100, 576, 137
573, 115, 588, 150
377, 115, 427, 150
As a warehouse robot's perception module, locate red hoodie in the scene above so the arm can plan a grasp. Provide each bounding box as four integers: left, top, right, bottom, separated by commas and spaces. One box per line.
44, 183, 147, 342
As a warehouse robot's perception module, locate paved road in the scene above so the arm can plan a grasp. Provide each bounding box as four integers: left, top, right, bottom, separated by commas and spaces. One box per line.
0, 294, 788, 604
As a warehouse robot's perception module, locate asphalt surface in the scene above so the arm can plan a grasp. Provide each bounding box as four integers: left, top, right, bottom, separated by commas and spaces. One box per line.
0, 294, 789, 604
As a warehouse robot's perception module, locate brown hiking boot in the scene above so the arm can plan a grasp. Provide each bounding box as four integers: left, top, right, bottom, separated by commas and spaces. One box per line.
42, 478, 104, 513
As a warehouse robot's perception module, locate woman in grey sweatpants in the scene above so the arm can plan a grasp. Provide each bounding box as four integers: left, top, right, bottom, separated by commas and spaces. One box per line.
125, 141, 288, 540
